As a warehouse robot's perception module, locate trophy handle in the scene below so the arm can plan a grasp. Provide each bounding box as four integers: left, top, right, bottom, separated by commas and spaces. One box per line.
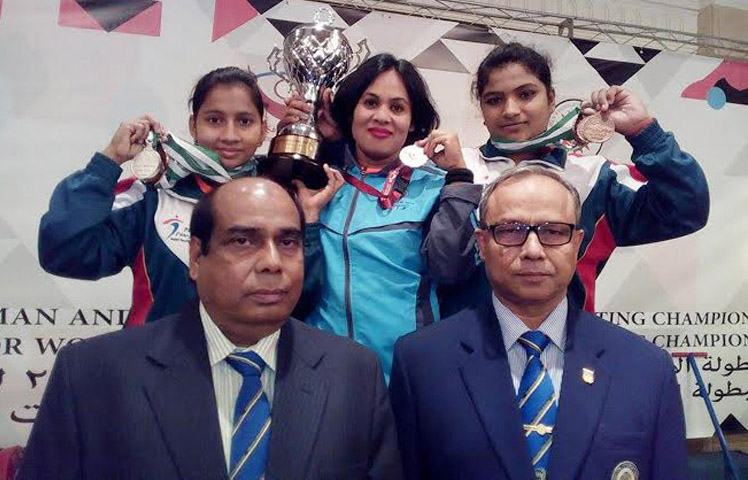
350, 39, 371, 72
267, 46, 290, 83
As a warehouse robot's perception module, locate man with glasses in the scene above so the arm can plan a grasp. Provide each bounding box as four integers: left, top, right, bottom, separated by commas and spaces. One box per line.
389, 165, 686, 480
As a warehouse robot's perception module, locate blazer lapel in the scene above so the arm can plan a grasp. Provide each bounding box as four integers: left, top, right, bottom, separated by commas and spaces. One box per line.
266, 320, 329, 480
548, 306, 611, 479
459, 300, 534, 480
143, 305, 228, 480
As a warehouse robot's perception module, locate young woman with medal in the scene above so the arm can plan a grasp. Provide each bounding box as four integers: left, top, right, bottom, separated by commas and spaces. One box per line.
442, 42, 709, 315
38, 66, 342, 327
282, 53, 481, 380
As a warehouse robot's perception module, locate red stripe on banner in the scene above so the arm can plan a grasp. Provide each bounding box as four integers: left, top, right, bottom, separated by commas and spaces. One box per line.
58, 0, 105, 31
127, 247, 154, 327
212, 0, 258, 41
261, 88, 287, 120
577, 215, 617, 312
115, 177, 137, 195
113, 2, 162, 37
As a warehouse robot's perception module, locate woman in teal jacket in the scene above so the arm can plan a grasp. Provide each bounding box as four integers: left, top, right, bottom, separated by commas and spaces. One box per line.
289, 54, 482, 379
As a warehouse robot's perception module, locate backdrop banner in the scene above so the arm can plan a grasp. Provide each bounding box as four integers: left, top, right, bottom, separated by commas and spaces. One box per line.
0, 0, 746, 445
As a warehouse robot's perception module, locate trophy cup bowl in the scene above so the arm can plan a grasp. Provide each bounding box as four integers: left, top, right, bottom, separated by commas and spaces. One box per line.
259, 14, 368, 189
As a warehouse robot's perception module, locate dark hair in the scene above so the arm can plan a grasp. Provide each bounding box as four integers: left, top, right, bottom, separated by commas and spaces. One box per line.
190, 177, 305, 256
331, 53, 439, 146
189, 66, 265, 118
472, 42, 554, 101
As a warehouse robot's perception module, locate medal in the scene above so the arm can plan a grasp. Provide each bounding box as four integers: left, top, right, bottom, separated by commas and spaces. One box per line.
131, 144, 165, 184
575, 112, 615, 144
399, 145, 429, 168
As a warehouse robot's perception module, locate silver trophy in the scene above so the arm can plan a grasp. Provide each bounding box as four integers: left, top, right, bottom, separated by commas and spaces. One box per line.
259, 10, 369, 189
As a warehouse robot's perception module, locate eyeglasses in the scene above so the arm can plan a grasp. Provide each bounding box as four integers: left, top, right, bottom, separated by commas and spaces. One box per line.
483, 222, 576, 247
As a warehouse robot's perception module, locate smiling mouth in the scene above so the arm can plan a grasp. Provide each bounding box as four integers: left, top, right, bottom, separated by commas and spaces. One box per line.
217, 149, 243, 157
368, 128, 392, 138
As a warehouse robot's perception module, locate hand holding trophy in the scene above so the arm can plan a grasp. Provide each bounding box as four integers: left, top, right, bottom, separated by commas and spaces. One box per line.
258, 9, 369, 189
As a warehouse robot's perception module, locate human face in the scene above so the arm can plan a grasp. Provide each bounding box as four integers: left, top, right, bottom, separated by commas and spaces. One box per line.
479, 63, 555, 142
351, 69, 413, 168
189, 83, 266, 170
476, 175, 582, 320
189, 178, 303, 345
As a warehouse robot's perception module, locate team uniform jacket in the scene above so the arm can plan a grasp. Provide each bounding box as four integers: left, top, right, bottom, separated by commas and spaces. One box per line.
305, 149, 482, 379
445, 120, 709, 313
38, 153, 260, 326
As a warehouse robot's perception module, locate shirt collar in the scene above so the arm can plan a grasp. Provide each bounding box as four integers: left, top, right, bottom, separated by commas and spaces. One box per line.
199, 302, 279, 373
493, 295, 568, 353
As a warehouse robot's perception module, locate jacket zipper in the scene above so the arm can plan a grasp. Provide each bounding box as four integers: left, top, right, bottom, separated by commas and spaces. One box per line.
342, 171, 363, 339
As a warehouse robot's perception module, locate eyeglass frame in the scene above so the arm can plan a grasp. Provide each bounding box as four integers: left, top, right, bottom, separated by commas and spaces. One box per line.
480, 221, 578, 247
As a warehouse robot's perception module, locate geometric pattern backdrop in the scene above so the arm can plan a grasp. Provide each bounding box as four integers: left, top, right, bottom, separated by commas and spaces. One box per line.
0, 0, 746, 445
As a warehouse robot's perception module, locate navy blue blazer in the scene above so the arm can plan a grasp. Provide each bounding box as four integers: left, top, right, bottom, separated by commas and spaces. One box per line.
390, 297, 687, 480
19, 303, 402, 479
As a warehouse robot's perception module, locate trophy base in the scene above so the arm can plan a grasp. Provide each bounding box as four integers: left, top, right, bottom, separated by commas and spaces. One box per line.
257, 154, 328, 190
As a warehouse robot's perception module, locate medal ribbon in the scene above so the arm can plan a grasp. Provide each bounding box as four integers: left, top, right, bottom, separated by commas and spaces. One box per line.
487, 106, 580, 155
149, 132, 256, 189
342, 164, 413, 210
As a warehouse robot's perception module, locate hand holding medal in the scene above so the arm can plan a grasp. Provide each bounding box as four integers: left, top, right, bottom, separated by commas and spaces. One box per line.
402, 130, 465, 170
102, 115, 167, 183
580, 85, 651, 138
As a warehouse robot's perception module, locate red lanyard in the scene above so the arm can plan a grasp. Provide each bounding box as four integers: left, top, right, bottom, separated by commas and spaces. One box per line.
342, 164, 413, 210
194, 175, 215, 194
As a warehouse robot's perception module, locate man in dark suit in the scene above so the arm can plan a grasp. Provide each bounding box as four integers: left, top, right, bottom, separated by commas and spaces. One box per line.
390, 165, 686, 480
20, 176, 402, 479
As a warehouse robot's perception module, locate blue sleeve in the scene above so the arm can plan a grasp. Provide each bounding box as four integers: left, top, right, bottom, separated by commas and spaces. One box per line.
421, 182, 482, 285
650, 349, 688, 479
38, 153, 147, 279
601, 120, 709, 246
17, 346, 82, 479
389, 340, 427, 480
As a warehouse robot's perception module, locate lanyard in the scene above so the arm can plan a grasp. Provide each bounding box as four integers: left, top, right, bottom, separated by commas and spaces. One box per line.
342, 164, 413, 210
194, 175, 216, 194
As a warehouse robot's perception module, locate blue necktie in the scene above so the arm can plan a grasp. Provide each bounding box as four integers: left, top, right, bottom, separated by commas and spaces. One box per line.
517, 331, 558, 479
226, 351, 271, 480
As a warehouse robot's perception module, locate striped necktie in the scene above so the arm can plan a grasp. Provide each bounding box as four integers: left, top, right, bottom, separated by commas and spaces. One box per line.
517, 331, 558, 480
226, 351, 271, 480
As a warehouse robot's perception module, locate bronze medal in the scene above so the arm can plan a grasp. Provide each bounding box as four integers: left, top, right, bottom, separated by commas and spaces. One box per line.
575, 113, 615, 144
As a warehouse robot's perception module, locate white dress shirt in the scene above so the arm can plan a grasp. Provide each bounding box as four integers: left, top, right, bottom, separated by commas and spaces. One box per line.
493, 295, 567, 396
199, 302, 280, 471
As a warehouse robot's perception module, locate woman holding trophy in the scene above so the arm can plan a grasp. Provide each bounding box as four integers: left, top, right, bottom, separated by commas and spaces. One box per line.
282, 53, 482, 380
442, 42, 710, 315
38, 66, 341, 327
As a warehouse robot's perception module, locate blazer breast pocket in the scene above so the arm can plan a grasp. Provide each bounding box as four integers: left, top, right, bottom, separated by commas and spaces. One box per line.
588, 429, 651, 479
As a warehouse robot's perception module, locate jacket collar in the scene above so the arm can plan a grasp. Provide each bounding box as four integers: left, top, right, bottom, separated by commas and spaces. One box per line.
143, 303, 229, 480
479, 141, 568, 169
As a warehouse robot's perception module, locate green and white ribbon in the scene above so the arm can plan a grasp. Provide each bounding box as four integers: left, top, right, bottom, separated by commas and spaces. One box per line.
149, 132, 256, 189
488, 106, 580, 155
